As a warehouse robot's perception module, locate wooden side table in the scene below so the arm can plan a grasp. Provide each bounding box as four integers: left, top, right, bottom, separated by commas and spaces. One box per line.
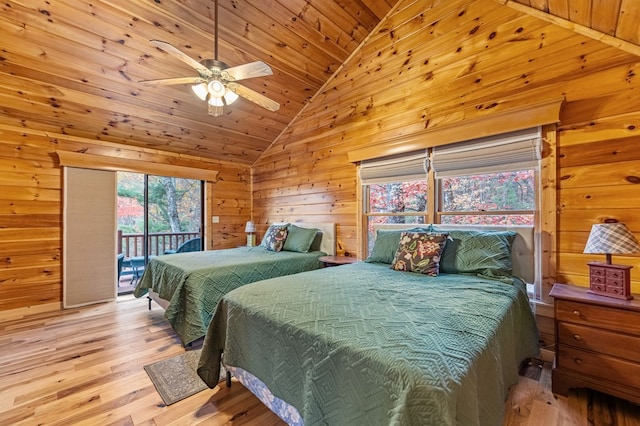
319, 255, 359, 267
550, 283, 640, 404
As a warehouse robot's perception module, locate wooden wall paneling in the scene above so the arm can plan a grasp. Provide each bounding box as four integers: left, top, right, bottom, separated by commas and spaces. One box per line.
528, 60, 640, 107
295, 6, 535, 132
591, 0, 622, 35
252, 161, 356, 188
557, 208, 640, 231
547, 0, 570, 19
568, 0, 592, 27
559, 135, 640, 167
561, 94, 640, 128
505, 0, 640, 56
556, 231, 590, 253
0, 125, 250, 311
558, 111, 640, 145
207, 164, 252, 250
559, 159, 640, 189
560, 186, 640, 210
307, 19, 575, 124
555, 106, 640, 296
292, 38, 628, 158
616, 0, 640, 44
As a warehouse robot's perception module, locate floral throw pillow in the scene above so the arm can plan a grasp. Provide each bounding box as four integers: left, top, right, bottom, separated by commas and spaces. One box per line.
390, 232, 448, 276
262, 225, 289, 252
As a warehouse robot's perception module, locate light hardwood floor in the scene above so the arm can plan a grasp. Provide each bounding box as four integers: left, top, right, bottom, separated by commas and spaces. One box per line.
1, 295, 639, 425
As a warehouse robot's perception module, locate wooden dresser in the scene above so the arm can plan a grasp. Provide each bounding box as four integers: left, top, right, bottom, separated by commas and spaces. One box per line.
550, 283, 640, 404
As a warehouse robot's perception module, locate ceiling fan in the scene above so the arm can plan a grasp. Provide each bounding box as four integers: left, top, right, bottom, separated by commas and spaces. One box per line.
139, 0, 280, 117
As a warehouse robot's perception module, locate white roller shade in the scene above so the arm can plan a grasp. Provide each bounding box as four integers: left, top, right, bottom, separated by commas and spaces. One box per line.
431, 127, 541, 178
359, 150, 428, 184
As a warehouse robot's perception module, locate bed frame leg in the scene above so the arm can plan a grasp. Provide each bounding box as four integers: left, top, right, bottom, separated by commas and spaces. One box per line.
226, 371, 232, 388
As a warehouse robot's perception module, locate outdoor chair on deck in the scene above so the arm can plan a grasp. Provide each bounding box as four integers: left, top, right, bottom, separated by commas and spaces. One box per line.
164, 237, 201, 254
116, 253, 125, 285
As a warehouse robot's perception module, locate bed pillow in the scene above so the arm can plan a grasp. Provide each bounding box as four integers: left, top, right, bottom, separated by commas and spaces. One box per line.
261, 224, 289, 252
433, 228, 517, 279
283, 224, 319, 253
390, 232, 448, 275
365, 226, 431, 264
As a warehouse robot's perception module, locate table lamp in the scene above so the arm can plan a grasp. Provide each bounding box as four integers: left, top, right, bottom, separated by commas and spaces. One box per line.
583, 222, 640, 299
245, 220, 256, 246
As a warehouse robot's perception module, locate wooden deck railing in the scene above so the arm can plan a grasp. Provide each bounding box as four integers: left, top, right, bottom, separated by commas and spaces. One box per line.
117, 230, 200, 257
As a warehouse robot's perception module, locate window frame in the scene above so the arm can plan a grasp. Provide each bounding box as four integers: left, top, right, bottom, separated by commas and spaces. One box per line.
360, 131, 547, 302
435, 168, 537, 226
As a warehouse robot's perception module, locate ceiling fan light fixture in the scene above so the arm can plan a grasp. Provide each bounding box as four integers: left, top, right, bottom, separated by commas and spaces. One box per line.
208, 96, 224, 107
140, 0, 279, 117
191, 83, 208, 101
223, 89, 239, 105
208, 103, 224, 117
207, 79, 225, 98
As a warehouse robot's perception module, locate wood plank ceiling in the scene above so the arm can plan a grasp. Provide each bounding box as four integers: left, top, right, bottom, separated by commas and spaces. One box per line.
511, 0, 640, 45
0, 0, 638, 165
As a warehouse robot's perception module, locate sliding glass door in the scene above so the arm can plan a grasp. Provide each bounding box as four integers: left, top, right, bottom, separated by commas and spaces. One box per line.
117, 173, 204, 292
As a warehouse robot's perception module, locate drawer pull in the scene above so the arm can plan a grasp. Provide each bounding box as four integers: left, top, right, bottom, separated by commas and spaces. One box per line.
574, 358, 583, 365
572, 334, 582, 341
572, 310, 581, 316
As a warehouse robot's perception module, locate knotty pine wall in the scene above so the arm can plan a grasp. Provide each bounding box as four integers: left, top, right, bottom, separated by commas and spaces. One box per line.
253, 0, 640, 299
0, 127, 250, 312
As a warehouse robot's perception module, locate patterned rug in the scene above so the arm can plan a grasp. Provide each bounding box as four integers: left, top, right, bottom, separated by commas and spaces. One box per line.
144, 349, 209, 405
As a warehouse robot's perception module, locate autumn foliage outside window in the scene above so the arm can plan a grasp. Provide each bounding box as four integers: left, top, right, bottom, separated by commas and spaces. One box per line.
363, 169, 535, 256
365, 181, 428, 252
439, 169, 535, 225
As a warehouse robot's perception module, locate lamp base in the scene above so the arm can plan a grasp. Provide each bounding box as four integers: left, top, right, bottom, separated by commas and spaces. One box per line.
246, 234, 256, 247
587, 262, 633, 300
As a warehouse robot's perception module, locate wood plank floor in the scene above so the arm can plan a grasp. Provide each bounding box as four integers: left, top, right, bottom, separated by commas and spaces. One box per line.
0, 295, 639, 425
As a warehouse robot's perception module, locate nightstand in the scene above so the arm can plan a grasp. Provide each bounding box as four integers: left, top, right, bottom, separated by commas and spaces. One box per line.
550, 283, 640, 404
319, 255, 359, 267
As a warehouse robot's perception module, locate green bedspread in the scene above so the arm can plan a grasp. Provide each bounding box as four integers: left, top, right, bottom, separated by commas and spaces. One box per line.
133, 247, 325, 345
198, 262, 539, 426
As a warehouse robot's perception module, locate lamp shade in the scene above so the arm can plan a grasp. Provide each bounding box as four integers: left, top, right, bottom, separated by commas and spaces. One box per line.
584, 223, 640, 255
244, 221, 256, 233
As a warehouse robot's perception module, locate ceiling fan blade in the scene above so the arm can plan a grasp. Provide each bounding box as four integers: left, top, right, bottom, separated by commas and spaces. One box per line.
224, 61, 273, 81
150, 40, 213, 78
232, 84, 280, 112
139, 76, 205, 86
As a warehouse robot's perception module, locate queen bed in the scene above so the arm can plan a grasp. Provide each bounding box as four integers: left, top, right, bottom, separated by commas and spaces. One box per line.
196, 224, 540, 425
133, 222, 335, 345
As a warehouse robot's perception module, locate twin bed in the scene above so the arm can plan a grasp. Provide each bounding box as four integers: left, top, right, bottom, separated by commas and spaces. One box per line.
195, 224, 540, 425
133, 223, 336, 345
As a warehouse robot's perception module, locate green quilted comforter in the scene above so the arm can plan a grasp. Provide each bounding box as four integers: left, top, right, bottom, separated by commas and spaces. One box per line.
198, 262, 539, 425
133, 247, 325, 344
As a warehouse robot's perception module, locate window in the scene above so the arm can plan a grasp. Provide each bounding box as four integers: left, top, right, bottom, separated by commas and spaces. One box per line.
360, 152, 428, 252
438, 169, 535, 225
360, 128, 542, 295
431, 127, 540, 226
364, 181, 428, 252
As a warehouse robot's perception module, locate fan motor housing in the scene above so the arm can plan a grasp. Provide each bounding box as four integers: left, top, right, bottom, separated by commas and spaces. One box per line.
200, 59, 228, 71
